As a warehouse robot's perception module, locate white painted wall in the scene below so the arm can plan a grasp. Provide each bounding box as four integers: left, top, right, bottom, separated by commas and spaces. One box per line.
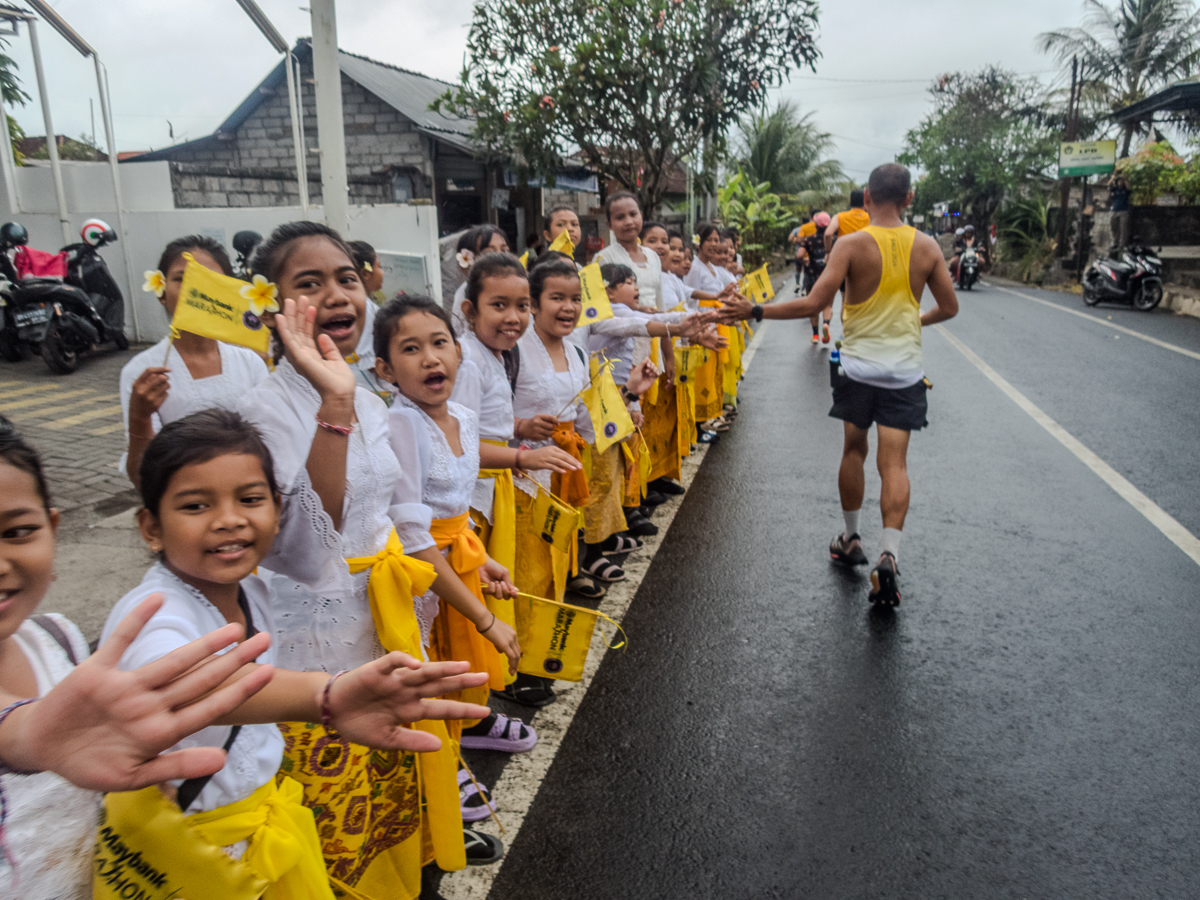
0, 161, 442, 341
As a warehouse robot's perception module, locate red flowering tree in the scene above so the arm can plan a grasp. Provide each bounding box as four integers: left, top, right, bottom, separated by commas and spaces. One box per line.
433, 0, 820, 213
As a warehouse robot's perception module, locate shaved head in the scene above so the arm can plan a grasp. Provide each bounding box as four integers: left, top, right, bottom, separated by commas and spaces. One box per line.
868, 164, 911, 206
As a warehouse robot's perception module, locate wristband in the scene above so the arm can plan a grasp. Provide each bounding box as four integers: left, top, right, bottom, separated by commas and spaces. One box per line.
514, 442, 530, 471
751, 304, 764, 322
621, 387, 639, 404
0, 699, 40, 776
316, 415, 356, 436
320, 671, 348, 731
478, 612, 497, 635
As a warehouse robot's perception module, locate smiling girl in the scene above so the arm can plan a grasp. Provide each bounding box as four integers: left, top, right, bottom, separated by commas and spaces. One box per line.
120, 236, 268, 486
237, 223, 484, 891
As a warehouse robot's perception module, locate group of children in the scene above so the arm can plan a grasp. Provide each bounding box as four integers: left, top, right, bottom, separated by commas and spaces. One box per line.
0, 189, 757, 900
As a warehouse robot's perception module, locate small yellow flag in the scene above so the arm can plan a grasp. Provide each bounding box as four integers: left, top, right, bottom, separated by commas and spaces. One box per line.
673, 344, 705, 385
548, 229, 575, 258
746, 264, 775, 304
519, 249, 532, 269
577, 262, 614, 326
170, 254, 278, 354
528, 486, 582, 555
580, 360, 634, 453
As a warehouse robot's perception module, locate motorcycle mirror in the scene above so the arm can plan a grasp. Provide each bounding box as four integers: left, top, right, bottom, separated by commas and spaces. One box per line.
232, 230, 262, 258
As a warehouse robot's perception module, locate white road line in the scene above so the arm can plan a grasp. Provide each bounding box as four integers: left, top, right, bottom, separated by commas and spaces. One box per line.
441, 319, 774, 899
936, 324, 1200, 569
984, 280, 1200, 362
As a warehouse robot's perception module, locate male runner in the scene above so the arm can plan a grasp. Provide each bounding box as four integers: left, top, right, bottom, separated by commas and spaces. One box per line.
720, 163, 959, 607
825, 189, 870, 254
789, 220, 811, 292
797, 211, 832, 344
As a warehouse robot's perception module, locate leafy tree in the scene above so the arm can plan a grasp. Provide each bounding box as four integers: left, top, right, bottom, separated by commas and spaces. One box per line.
899, 67, 1058, 228
716, 170, 794, 268
733, 100, 846, 202
1039, 0, 1200, 156
996, 192, 1055, 282
433, 0, 820, 213
0, 35, 28, 165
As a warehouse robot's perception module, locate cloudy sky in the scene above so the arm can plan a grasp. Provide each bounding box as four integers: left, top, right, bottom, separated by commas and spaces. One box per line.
3, 0, 1099, 179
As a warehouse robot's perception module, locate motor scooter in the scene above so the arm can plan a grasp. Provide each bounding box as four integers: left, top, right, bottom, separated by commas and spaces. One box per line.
1082, 242, 1163, 311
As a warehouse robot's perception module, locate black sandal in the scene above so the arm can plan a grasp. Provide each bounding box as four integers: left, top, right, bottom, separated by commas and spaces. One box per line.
581, 556, 626, 582
493, 672, 557, 708
566, 575, 606, 599
601, 534, 641, 556
464, 828, 505, 865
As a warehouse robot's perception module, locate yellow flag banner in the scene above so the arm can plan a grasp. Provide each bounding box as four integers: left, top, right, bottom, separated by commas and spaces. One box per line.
673, 344, 706, 386
547, 230, 575, 258
512, 591, 626, 683
577, 262, 613, 326
580, 360, 634, 453
528, 485, 583, 555
170, 254, 278, 354
519, 249, 532, 269
746, 264, 775, 304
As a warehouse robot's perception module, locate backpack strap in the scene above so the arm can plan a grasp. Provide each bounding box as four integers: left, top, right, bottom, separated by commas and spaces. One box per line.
176, 587, 259, 812
31, 614, 79, 666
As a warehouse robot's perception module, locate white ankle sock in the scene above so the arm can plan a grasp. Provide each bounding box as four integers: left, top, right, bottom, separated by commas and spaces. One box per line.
881, 527, 902, 559
842, 509, 861, 538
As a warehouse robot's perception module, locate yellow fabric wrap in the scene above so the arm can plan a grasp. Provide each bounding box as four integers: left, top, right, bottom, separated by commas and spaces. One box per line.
695, 301, 725, 421
477, 440, 517, 640
582, 442, 626, 544
427, 512, 508, 739
676, 380, 696, 460
641, 372, 680, 482
550, 421, 591, 507
345, 530, 437, 658
95, 777, 333, 900
513, 485, 573, 603
620, 432, 651, 507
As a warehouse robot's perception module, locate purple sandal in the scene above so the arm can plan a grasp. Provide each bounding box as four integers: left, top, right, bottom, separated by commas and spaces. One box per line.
459, 712, 538, 753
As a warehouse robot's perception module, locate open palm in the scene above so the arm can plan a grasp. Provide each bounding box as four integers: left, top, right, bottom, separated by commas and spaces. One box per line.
276, 296, 357, 401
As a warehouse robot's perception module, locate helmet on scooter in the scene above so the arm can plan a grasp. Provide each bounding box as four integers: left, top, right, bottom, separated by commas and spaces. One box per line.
81, 218, 116, 247
0, 222, 28, 247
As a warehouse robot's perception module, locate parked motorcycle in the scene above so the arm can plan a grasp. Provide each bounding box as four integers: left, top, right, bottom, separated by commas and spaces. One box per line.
1082, 243, 1164, 311
957, 244, 980, 291
0, 219, 129, 374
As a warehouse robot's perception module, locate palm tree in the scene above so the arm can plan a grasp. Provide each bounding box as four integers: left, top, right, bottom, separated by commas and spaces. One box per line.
734, 100, 846, 199
1039, 0, 1200, 156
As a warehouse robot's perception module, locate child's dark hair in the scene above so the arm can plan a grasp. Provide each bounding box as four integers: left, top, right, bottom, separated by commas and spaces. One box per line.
464, 252, 528, 306
457, 224, 507, 256
139, 410, 278, 517
640, 221, 668, 240
695, 223, 722, 247
545, 205, 577, 224
347, 240, 377, 271
604, 190, 639, 220
157, 235, 234, 278
0, 418, 51, 509
600, 263, 635, 288
534, 249, 574, 267
667, 228, 684, 243
529, 259, 580, 304
249, 221, 357, 283
372, 294, 457, 365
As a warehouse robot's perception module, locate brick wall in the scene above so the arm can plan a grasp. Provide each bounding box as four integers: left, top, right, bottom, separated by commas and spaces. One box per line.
163, 58, 434, 208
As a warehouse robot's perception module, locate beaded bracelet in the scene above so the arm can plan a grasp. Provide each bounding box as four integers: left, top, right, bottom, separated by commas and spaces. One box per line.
0, 699, 39, 777
320, 670, 348, 732
316, 415, 356, 437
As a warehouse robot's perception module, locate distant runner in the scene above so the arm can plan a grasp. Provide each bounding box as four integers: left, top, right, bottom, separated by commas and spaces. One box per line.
720, 163, 959, 607
798, 211, 832, 344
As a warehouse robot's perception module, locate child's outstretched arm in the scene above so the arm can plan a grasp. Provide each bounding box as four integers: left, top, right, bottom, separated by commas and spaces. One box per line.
0, 594, 274, 792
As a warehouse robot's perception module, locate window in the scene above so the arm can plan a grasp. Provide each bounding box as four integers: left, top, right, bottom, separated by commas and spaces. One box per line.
393, 171, 415, 203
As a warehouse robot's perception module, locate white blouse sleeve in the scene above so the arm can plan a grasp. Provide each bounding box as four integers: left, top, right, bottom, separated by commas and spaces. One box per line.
387, 406, 435, 553
582, 317, 652, 338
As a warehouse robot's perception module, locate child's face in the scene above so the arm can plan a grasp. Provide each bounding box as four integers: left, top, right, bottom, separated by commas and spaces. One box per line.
699, 231, 722, 261
0, 463, 58, 644
161, 248, 225, 319
376, 311, 462, 408
545, 210, 582, 248
607, 278, 639, 309
277, 236, 368, 358
607, 198, 643, 245
642, 227, 670, 261
534, 274, 582, 338
668, 237, 685, 274
483, 232, 510, 254
138, 453, 280, 593
466, 273, 530, 352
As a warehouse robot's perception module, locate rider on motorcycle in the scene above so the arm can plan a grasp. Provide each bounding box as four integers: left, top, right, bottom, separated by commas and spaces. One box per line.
950, 224, 985, 281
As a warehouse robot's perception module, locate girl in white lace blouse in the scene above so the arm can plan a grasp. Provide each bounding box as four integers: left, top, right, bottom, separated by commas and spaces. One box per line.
120, 236, 268, 485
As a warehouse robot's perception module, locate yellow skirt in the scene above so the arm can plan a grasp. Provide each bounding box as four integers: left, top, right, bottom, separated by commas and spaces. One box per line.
676, 380, 696, 460
473, 455, 516, 640
513, 485, 573, 602
582, 442, 626, 544
642, 373, 681, 483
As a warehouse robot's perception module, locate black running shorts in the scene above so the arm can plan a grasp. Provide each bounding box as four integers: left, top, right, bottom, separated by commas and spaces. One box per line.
828, 364, 928, 432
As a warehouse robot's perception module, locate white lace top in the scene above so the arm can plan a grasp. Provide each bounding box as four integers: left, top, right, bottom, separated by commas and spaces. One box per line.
510, 329, 592, 497
577, 304, 687, 384
101, 565, 283, 814
238, 358, 399, 673
684, 256, 734, 295
118, 337, 269, 475
387, 398, 479, 646
450, 331, 515, 521
3, 615, 100, 900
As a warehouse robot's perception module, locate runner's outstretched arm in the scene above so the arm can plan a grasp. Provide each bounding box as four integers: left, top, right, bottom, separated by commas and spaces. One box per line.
719, 238, 850, 322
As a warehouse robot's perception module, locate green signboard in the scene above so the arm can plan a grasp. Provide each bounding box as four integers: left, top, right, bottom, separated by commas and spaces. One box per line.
1059, 140, 1117, 178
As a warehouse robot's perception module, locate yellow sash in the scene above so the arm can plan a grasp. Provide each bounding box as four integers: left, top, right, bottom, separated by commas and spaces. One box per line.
478, 439, 517, 637
345, 529, 437, 658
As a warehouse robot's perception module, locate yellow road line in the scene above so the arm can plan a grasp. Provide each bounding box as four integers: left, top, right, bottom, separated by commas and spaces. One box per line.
40, 404, 123, 430
8, 394, 119, 423
87, 423, 124, 436
0, 383, 58, 401
0, 388, 96, 412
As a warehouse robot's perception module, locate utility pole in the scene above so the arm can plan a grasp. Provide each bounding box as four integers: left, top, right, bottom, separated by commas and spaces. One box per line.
1056, 56, 1078, 259
27, 18, 71, 244
310, 0, 349, 234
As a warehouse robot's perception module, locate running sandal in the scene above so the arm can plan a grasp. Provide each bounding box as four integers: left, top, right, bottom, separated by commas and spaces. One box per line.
868, 552, 902, 607
822, 322, 831, 344
493, 672, 557, 708
650, 477, 686, 496
829, 532, 868, 566
601, 534, 642, 555
458, 766, 497, 822
464, 828, 505, 866
581, 555, 626, 582
566, 574, 606, 599
460, 712, 538, 752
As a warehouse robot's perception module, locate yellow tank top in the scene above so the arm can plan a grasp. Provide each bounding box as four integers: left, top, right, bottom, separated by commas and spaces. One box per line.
841, 225, 923, 386
838, 208, 870, 236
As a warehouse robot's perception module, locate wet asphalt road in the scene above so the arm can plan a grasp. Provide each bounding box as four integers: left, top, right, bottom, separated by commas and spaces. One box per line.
488, 281, 1200, 899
